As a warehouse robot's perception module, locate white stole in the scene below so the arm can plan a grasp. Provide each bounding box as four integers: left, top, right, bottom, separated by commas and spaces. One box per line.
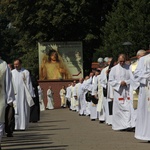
23, 81, 35, 107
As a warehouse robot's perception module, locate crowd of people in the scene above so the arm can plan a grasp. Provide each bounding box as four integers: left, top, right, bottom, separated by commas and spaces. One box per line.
0, 50, 150, 149
63, 50, 150, 143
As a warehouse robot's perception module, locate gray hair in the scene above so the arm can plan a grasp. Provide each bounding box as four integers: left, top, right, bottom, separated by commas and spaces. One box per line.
136, 50, 146, 57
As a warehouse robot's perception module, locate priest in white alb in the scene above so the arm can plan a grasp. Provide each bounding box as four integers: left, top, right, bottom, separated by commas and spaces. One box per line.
109, 54, 135, 131
129, 50, 146, 127
12, 59, 35, 130
100, 57, 112, 124
134, 53, 150, 142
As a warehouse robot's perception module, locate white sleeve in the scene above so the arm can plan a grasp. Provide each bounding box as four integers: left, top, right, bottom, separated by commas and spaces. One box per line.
5, 65, 15, 104
109, 67, 121, 91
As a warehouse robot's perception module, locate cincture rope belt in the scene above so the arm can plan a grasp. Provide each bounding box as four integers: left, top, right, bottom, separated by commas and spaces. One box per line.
118, 97, 130, 101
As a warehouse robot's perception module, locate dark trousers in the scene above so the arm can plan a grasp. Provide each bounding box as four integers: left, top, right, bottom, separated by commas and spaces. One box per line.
30, 97, 40, 122
66, 99, 71, 108
5, 105, 15, 134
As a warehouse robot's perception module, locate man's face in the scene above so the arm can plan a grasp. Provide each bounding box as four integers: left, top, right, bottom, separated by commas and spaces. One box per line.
73, 80, 76, 86
90, 72, 94, 77
118, 56, 125, 66
14, 60, 21, 70
95, 71, 99, 76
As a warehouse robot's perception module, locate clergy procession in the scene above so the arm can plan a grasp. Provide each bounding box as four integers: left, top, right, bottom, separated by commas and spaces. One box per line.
65, 51, 150, 142
0, 50, 150, 150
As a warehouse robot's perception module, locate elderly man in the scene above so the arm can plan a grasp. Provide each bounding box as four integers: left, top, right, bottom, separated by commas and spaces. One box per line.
129, 50, 146, 128
109, 54, 135, 131
130, 50, 146, 108
134, 53, 150, 142
0, 57, 15, 149
99, 57, 113, 124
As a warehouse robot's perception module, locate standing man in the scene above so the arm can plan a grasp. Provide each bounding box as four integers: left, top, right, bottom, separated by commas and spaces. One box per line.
5, 64, 16, 137
70, 81, 77, 111
109, 54, 135, 131
46, 86, 54, 109
134, 54, 150, 142
129, 50, 146, 128
130, 50, 146, 109
79, 76, 89, 116
99, 57, 112, 124
83, 72, 94, 117
38, 86, 45, 111
65, 83, 71, 109
100, 57, 112, 125
90, 70, 100, 121
74, 78, 84, 112
60, 85, 66, 108
12, 59, 35, 130
0, 57, 15, 149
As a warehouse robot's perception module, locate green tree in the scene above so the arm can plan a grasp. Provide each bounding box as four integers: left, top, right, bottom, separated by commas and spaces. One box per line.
1, 0, 116, 76
96, 0, 150, 61
0, 1, 20, 63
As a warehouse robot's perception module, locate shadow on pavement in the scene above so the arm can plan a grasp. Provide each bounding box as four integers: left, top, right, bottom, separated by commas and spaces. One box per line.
2, 118, 69, 150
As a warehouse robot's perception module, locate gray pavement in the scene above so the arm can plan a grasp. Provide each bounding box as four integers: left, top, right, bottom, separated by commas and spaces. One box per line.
1, 109, 150, 150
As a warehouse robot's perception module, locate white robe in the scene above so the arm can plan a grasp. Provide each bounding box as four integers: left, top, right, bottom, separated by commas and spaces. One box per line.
99, 67, 108, 122
0, 60, 15, 122
74, 82, 82, 112
12, 68, 34, 130
134, 54, 150, 141
46, 89, 54, 109
66, 86, 71, 102
96, 74, 104, 113
38, 86, 45, 111
70, 86, 76, 111
0, 59, 15, 142
84, 77, 93, 116
129, 61, 139, 127
100, 66, 112, 125
109, 63, 134, 130
79, 80, 88, 115
60, 89, 66, 107
90, 75, 98, 119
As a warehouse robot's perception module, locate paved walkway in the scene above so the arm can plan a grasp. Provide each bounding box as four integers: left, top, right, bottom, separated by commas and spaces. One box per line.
1, 109, 150, 150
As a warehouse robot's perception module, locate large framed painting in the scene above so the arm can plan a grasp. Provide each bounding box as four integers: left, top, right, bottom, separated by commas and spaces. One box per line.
38, 41, 83, 80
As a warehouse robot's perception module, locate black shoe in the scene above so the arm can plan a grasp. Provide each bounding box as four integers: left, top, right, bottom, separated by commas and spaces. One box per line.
7, 133, 13, 137
148, 141, 150, 143
120, 129, 127, 131
99, 121, 105, 123
91, 119, 96, 121
126, 127, 135, 132
32, 121, 38, 123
